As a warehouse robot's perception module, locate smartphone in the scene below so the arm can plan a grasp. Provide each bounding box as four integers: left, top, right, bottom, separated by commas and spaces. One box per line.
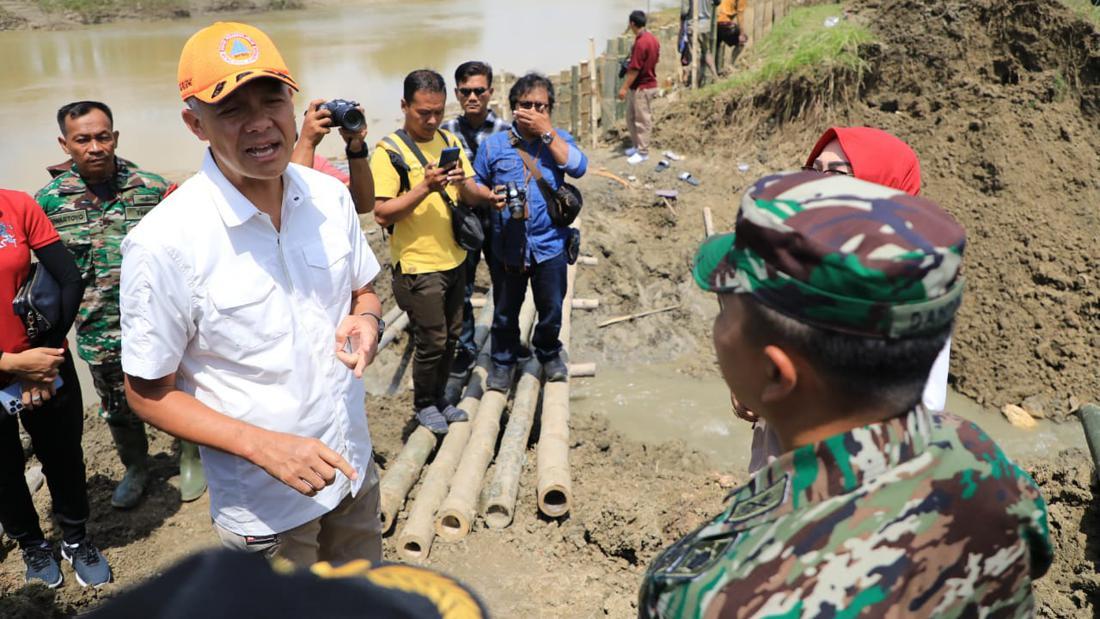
438, 147, 461, 170
2, 376, 64, 416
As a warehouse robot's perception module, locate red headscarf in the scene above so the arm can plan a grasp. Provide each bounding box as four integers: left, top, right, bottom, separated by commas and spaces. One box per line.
805, 127, 922, 196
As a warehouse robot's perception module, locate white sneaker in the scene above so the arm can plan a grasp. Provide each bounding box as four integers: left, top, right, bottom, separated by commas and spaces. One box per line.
624, 147, 638, 157
627, 153, 649, 165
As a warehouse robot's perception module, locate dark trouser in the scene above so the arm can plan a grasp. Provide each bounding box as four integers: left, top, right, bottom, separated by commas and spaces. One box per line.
456, 237, 494, 361
89, 361, 142, 429
489, 250, 568, 367
392, 262, 466, 410
0, 352, 89, 547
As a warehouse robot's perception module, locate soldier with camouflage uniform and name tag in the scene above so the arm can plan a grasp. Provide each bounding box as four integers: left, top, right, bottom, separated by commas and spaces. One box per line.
35, 101, 206, 509
640, 171, 1052, 618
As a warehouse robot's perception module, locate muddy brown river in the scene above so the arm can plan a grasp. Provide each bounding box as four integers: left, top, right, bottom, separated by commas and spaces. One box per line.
0, 0, 674, 192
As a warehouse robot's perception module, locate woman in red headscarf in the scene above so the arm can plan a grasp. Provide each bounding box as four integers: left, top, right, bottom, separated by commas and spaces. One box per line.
802, 126, 923, 195
741, 127, 951, 473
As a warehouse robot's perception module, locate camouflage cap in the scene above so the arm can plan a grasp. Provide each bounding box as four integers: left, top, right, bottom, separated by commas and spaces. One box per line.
693, 171, 966, 339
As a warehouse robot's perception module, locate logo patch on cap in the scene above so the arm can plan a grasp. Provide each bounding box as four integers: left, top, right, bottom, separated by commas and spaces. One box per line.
219, 33, 259, 66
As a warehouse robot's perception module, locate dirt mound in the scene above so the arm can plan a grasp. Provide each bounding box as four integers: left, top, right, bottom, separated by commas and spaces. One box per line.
1027, 449, 1100, 617
649, 0, 1100, 419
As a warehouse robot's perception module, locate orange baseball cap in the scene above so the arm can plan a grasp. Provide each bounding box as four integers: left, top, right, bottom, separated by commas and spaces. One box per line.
177, 22, 298, 104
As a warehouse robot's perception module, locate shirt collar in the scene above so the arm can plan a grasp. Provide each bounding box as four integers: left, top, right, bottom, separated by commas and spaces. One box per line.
459, 109, 500, 132
48, 157, 141, 195
707, 405, 933, 535
201, 149, 302, 229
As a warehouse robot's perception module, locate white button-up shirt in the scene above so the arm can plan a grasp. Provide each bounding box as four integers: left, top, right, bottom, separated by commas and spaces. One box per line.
120, 150, 380, 536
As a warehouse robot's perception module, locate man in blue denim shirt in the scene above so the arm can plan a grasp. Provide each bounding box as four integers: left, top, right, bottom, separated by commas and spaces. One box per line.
472, 73, 588, 391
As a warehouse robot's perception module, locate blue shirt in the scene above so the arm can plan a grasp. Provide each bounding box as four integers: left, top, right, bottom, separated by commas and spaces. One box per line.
473, 127, 587, 267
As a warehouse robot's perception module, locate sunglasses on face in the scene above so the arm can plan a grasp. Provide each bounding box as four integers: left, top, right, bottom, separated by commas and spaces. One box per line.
458, 87, 488, 97
516, 101, 549, 113
801, 163, 852, 176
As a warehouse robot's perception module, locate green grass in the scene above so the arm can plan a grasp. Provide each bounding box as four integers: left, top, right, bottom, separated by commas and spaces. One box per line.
35, 0, 187, 21
1060, 0, 1100, 26
696, 3, 875, 98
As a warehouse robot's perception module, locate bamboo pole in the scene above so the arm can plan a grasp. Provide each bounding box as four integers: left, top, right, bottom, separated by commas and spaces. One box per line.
395, 299, 495, 561
597, 304, 680, 328
379, 426, 437, 534
537, 257, 576, 518
482, 354, 543, 529
742, 3, 755, 48
577, 256, 599, 266
588, 38, 599, 147
690, 0, 701, 89
568, 362, 596, 378
572, 298, 599, 310
570, 65, 581, 138
378, 311, 411, 352
703, 206, 716, 237
434, 291, 536, 541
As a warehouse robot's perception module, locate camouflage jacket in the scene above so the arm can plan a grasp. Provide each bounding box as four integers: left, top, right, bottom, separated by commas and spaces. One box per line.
639, 406, 1053, 619
35, 158, 171, 365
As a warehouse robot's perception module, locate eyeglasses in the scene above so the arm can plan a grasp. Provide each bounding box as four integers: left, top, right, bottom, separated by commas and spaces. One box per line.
801, 164, 852, 176
516, 101, 549, 113
458, 87, 488, 97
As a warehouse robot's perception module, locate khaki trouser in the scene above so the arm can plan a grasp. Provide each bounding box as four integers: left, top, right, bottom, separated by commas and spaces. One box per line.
626, 87, 657, 155
215, 460, 383, 567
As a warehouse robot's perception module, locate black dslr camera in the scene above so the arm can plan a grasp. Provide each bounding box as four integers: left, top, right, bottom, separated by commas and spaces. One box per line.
321, 99, 366, 132
497, 181, 527, 220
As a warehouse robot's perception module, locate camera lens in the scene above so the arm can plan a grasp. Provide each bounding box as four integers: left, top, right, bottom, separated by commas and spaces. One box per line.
339, 107, 365, 132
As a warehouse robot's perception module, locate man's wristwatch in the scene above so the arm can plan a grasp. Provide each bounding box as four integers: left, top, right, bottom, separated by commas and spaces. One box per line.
360, 312, 385, 342
346, 143, 369, 159
541, 131, 555, 145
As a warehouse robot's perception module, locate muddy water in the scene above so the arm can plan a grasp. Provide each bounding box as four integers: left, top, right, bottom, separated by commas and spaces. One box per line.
0, 0, 673, 192
573, 364, 1088, 471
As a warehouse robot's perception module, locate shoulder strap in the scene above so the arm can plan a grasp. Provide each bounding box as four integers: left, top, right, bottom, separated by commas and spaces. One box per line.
513, 143, 545, 182
381, 136, 411, 195
394, 129, 431, 168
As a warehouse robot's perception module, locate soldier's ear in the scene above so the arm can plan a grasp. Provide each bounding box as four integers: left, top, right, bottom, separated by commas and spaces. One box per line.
57, 135, 71, 155
760, 345, 797, 404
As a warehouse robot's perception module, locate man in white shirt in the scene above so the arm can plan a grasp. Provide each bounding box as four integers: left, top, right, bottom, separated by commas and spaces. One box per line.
120, 21, 384, 565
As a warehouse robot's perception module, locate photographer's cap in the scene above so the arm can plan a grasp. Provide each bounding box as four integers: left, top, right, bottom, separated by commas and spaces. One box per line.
177, 22, 298, 104
693, 171, 966, 339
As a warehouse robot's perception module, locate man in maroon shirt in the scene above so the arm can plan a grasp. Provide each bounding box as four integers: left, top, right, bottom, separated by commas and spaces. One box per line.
619, 10, 660, 165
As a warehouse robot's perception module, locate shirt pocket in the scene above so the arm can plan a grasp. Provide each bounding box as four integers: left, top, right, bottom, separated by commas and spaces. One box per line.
300, 226, 352, 310
202, 276, 290, 356
493, 157, 521, 178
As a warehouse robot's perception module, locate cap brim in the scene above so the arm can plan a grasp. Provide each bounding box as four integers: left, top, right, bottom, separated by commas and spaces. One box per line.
192, 70, 299, 104
692, 232, 744, 293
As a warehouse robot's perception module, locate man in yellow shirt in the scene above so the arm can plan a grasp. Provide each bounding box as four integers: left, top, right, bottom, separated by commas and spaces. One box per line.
371, 69, 501, 434
716, 0, 749, 69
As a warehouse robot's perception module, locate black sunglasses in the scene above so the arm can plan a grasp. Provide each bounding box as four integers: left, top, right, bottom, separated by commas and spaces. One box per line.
516, 100, 549, 112
458, 87, 488, 97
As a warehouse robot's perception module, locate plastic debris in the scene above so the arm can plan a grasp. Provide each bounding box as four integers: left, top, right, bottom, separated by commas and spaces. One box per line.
824, 16, 841, 27
655, 189, 678, 199
737, 163, 751, 173
662, 150, 684, 161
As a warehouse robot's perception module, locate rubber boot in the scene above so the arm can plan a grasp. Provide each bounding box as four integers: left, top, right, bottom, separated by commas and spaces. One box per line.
108, 424, 150, 510
178, 440, 206, 502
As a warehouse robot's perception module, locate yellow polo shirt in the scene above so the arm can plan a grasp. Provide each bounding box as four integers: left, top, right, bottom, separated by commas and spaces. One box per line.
370, 130, 471, 274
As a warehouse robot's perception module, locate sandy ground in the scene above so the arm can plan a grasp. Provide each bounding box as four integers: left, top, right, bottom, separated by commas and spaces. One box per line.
1, 0, 1099, 616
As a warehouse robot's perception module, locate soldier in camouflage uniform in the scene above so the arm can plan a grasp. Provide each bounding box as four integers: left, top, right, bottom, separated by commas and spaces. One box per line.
639, 171, 1052, 618
35, 101, 205, 509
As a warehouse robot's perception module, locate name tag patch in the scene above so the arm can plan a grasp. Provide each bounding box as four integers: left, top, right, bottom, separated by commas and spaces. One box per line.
131, 194, 161, 206
125, 206, 154, 221
49, 210, 88, 228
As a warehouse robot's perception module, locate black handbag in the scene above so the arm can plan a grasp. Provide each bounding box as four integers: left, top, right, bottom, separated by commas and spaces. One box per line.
393, 130, 485, 252
13, 262, 61, 344
514, 145, 583, 228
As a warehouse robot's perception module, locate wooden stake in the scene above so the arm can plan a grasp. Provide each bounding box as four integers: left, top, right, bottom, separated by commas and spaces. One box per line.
703, 206, 716, 238
597, 304, 680, 328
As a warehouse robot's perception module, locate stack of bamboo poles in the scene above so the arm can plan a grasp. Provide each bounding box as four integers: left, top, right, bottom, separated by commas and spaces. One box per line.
377, 222, 594, 562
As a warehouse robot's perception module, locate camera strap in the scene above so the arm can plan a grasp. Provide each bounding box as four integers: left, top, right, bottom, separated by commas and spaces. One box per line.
511, 140, 557, 218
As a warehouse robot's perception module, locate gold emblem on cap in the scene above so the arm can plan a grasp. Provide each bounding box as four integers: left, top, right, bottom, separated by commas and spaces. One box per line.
219, 32, 260, 66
